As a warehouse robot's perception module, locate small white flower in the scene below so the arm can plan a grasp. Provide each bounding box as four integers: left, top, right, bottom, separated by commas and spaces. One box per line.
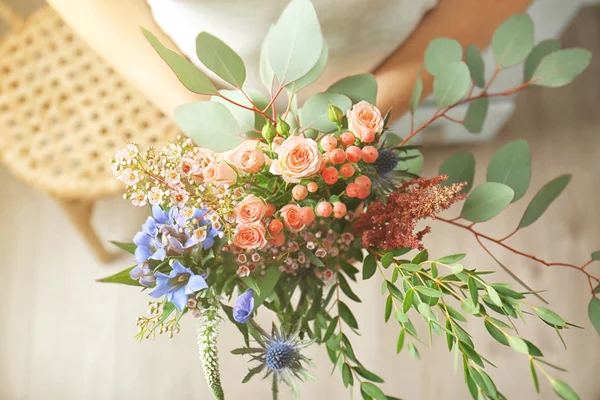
170, 188, 189, 207
148, 187, 163, 206
125, 144, 139, 158
165, 169, 181, 186
118, 168, 140, 186
180, 206, 195, 220
131, 190, 147, 207
236, 266, 250, 277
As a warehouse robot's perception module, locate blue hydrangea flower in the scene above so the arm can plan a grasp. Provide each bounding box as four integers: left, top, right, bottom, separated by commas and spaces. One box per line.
149, 261, 208, 311
233, 289, 254, 323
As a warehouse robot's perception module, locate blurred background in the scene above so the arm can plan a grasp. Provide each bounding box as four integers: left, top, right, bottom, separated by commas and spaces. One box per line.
1, 0, 599, 399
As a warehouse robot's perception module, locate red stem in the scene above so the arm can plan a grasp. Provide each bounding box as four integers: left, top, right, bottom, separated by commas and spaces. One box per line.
217, 92, 276, 124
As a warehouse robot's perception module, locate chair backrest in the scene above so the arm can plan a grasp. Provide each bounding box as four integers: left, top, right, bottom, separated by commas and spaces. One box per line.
0, 1, 24, 31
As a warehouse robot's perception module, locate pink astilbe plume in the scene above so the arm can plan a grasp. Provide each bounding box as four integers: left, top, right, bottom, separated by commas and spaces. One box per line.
354, 175, 466, 250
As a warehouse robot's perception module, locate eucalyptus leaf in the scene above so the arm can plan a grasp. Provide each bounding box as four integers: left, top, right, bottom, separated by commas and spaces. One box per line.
439, 152, 475, 194
433, 61, 471, 109
532, 48, 591, 87
142, 28, 217, 95
424, 38, 463, 76
507, 335, 529, 354
487, 139, 531, 202
260, 25, 276, 89
327, 73, 378, 105
535, 307, 566, 328
268, 0, 324, 85
524, 39, 561, 82
492, 13, 534, 68
592, 251, 600, 261
461, 182, 514, 222
174, 102, 244, 152
301, 92, 352, 132
409, 73, 423, 114
288, 42, 329, 94
196, 31, 246, 87
588, 297, 600, 335
360, 382, 387, 400
551, 379, 580, 400
466, 45, 485, 88
518, 175, 571, 229
464, 97, 488, 134
212, 89, 268, 132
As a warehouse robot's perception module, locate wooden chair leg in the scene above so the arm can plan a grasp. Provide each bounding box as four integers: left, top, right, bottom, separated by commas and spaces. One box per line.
56, 198, 113, 263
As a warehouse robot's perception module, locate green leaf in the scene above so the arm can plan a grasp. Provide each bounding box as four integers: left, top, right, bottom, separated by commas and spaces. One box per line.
551, 379, 580, 400
259, 25, 275, 89
407, 342, 420, 360
342, 363, 353, 387
507, 335, 529, 354
354, 366, 384, 383
339, 301, 359, 330
461, 299, 480, 315
461, 182, 514, 222
485, 320, 509, 346
588, 297, 600, 335
360, 382, 387, 400
289, 42, 329, 93
468, 276, 479, 304
465, 45, 485, 88
415, 286, 443, 298
524, 39, 561, 82
412, 249, 429, 265
451, 264, 464, 275
327, 73, 378, 105
532, 48, 591, 87
301, 92, 352, 132
518, 175, 571, 229
363, 254, 377, 280
487, 139, 531, 202
231, 347, 263, 355
242, 364, 266, 383
433, 61, 471, 109
384, 295, 393, 322
109, 240, 136, 254
381, 252, 394, 269
212, 89, 267, 132
195, 32, 246, 87
396, 329, 405, 353
323, 316, 338, 342
436, 254, 466, 265
403, 289, 414, 313
174, 102, 244, 152
530, 359, 540, 393
486, 286, 503, 307
338, 274, 361, 303
141, 28, 217, 95
492, 13, 534, 68
464, 97, 488, 134
439, 152, 475, 194
424, 38, 463, 76
409, 73, 423, 114
591, 251, 600, 261
254, 266, 281, 307
535, 307, 566, 328
267, 0, 324, 85
97, 266, 141, 287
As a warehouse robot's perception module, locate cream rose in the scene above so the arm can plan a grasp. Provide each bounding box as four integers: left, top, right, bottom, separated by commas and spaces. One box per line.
233, 221, 268, 250
202, 161, 237, 185
280, 204, 305, 233
269, 136, 322, 183
347, 101, 384, 143
235, 195, 266, 224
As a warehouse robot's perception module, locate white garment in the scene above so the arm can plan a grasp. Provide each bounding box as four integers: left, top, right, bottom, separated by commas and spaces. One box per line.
146, 0, 437, 96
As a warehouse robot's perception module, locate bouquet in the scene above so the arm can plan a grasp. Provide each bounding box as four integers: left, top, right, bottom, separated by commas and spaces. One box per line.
101, 1, 599, 399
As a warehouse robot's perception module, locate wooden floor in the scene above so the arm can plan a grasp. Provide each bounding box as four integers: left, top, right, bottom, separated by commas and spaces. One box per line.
2, 5, 600, 400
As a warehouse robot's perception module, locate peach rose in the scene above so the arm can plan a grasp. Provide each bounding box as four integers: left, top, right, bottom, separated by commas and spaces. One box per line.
269, 136, 322, 183
233, 221, 268, 250
235, 195, 266, 223
202, 161, 237, 185
234, 147, 265, 174
347, 101, 384, 143
280, 204, 305, 233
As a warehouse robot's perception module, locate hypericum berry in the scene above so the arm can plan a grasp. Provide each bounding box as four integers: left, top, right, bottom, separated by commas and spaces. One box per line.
340, 163, 355, 178
322, 167, 339, 185
316, 202, 333, 217
292, 185, 308, 200
355, 175, 372, 189
307, 182, 318, 193
265, 203, 276, 217
330, 149, 346, 165
357, 185, 370, 199
361, 146, 379, 163
268, 232, 285, 247
340, 132, 355, 147
361, 131, 376, 143
345, 146, 361, 163
346, 183, 360, 198
333, 202, 347, 218
269, 219, 284, 235
320, 135, 338, 152
300, 206, 315, 224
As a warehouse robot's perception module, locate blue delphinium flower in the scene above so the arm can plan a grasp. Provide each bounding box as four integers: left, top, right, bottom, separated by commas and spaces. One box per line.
233, 289, 254, 323
149, 260, 208, 311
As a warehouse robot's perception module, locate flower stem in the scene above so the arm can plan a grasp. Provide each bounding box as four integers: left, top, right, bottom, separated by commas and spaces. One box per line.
197, 303, 225, 400
272, 374, 279, 400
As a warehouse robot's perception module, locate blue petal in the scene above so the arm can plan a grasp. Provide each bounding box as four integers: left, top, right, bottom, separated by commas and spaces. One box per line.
149, 280, 171, 299
171, 260, 192, 275
233, 289, 255, 323
133, 232, 151, 247
140, 275, 156, 287
134, 246, 152, 263
202, 237, 215, 250
141, 217, 159, 237
129, 264, 145, 280
185, 275, 208, 295
184, 236, 199, 248
152, 205, 170, 224
167, 236, 185, 254
151, 247, 166, 261
194, 208, 209, 220
170, 288, 188, 311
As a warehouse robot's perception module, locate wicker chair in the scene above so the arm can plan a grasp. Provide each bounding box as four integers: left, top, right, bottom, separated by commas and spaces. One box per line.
0, 2, 179, 261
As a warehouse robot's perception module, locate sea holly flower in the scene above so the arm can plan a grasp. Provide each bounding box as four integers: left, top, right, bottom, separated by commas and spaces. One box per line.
233, 289, 254, 323
149, 261, 208, 311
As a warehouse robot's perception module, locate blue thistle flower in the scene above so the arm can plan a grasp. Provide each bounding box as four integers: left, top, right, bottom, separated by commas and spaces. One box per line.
373, 149, 399, 176
265, 339, 297, 371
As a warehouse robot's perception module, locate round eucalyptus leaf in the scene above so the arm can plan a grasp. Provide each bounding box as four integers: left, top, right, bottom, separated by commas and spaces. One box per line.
424, 38, 463, 76
518, 174, 571, 229
287, 42, 329, 94
466, 45, 486, 88
433, 61, 471, 109
486, 139, 531, 202
460, 182, 514, 222
492, 13, 534, 68
439, 152, 475, 194
327, 73, 378, 105
301, 92, 351, 132
532, 48, 591, 87
212, 89, 267, 132
259, 25, 276, 89
409, 73, 423, 114
464, 97, 489, 134
524, 39, 561, 82
196, 31, 246, 88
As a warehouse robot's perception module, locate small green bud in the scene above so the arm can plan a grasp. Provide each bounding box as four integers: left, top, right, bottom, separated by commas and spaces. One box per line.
276, 116, 290, 137
261, 122, 276, 143
327, 103, 344, 124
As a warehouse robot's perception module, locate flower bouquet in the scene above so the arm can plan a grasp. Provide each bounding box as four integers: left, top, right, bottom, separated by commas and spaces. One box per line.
101, 1, 599, 399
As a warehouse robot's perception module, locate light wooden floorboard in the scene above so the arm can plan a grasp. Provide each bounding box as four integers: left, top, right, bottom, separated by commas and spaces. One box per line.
1, 4, 600, 400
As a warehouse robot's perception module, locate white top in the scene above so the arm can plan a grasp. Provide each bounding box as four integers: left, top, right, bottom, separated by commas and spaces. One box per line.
146, 0, 437, 96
